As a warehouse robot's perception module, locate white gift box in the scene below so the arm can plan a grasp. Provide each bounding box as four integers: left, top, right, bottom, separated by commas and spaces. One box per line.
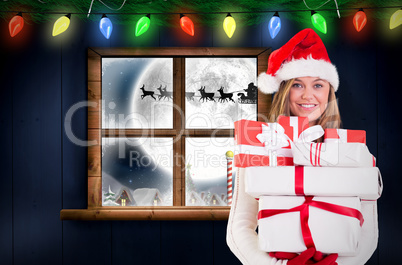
245, 166, 382, 200
258, 196, 362, 256
292, 142, 376, 167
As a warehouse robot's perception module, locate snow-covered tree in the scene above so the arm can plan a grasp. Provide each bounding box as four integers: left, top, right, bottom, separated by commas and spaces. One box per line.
185, 163, 197, 204
103, 185, 119, 206
185, 163, 197, 193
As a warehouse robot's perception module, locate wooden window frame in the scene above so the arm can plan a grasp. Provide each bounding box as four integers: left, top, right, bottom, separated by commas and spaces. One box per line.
60, 47, 271, 221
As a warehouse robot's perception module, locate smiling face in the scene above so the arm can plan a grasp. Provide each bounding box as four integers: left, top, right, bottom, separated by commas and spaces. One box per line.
289, 76, 330, 126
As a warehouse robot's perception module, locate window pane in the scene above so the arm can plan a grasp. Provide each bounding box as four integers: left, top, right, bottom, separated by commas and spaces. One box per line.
102, 58, 173, 129
185, 137, 236, 206
102, 137, 173, 206
185, 58, 257, 129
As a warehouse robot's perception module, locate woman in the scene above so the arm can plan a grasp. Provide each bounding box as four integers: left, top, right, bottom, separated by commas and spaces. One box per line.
226, 29, 378, 265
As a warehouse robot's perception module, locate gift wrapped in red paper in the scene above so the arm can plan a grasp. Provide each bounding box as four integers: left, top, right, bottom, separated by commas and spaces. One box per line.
277, 115, 309, 141
258, 195, 363, 256
292, 127, 375, 167
324, 128, 366, 144
234, 116, 321, 167
234, 119, 294, 167
292, 142, 376, 167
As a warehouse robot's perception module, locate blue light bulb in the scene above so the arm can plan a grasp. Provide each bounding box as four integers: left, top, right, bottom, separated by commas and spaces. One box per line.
269, 12, 281, 39
100, 14, 113, 39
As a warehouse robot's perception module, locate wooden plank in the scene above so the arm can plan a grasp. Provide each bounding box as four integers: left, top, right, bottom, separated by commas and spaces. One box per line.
88, 176, 102, 208
91, 47, 270, 57
173, 138, 183, 206
376, 35, 402, 265
0, 31, 14, 265
213, 221, 242, 264
88, 81, 101, 129
63, 20, 106, 211
62, 25, 93, 209
13, 22, 62, 264
88, 48, 101, 82
173, 57, 184, 206
257, 48, 272, 122
173, 57, 184, 133
60, 207, 230, 220
180, 135, 186, 205
103, 129, 179, 137
63, 221, 111, 265
63, 21, 112, 265
159, 22, 213, 47
212, 23, 263, 47
102, 129, 235, 137
88, 129, 101, 177
161, 221, 213, 264
110, 22, 160, 47
185, 129, 235, 137
331, 43, 378, 153
112, 221, 161, 264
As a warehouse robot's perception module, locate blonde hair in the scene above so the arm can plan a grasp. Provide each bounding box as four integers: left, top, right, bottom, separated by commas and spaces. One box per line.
268, 79, 342, 141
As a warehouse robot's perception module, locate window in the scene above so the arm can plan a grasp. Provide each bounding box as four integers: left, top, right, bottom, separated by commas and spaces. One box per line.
61, 47, 271, 220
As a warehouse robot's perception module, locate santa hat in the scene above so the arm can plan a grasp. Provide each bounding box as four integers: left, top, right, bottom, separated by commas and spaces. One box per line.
258, 28, 339, 94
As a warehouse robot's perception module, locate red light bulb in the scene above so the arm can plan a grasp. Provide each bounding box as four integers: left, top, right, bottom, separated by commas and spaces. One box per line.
9, 12, 24, 37
353, 9, 367, 32
180, 14, 194, 36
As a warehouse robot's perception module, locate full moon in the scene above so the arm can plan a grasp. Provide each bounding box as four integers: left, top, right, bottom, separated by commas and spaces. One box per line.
131, 58, 174, 173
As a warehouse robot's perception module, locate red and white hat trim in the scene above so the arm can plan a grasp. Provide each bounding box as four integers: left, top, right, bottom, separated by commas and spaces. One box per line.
258, 56, 339, 94
258, 28, 339, 94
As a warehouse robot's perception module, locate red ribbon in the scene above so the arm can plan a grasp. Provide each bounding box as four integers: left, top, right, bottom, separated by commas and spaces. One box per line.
309, 143, 323, 167
295, 166, 304, 195
258, 196, 364, 249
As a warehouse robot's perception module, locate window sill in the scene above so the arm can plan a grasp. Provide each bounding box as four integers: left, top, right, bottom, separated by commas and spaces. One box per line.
60, 206, 230, 221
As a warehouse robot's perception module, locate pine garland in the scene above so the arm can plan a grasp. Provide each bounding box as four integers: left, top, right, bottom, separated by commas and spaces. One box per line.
0, 0, 400, 26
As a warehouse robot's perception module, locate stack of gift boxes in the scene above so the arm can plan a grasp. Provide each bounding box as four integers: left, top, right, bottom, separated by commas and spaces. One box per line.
234, 116, 382, 256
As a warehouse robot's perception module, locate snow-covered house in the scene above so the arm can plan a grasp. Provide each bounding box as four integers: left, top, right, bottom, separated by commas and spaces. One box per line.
115, 186, 136, 206
220, 193, 227, 204
186, 191, 206, 206
205, 193, 227, 206
133, 188, 163, 206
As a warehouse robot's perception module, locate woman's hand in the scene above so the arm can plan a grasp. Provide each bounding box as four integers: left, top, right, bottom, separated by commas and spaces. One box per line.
269, 248, 338, 265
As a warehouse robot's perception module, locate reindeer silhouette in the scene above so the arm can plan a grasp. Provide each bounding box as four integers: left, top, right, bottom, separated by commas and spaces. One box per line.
217, 86, 235, 103
139, 84, 156, 100
185, 92, 195, 101
198, 86, 215, 102
156, 85, 173, 100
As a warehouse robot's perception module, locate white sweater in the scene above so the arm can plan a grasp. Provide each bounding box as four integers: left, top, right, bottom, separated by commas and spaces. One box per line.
226, 167, 379, 265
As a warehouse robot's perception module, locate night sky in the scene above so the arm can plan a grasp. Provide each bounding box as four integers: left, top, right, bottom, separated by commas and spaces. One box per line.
102, 137, 173, 204
102, 58, 151, 117
101, 57, 242, 206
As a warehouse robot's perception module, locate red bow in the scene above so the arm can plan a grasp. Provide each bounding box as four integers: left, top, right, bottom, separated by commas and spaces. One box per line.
258, 196, 364, 249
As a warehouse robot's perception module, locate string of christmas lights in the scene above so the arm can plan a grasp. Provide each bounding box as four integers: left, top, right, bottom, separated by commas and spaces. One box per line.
5, 5, 402, 39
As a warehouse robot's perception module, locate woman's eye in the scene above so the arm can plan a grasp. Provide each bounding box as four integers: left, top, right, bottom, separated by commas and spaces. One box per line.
292, 83, 302, 88
314, 84, 323, 88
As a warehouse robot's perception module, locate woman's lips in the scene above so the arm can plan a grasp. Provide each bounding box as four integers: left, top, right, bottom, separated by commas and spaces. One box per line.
297, 103, 318, 111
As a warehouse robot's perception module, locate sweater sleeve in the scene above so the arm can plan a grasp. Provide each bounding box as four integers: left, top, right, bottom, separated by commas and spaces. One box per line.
336, 200, 379, 265
226, 167, 287, 265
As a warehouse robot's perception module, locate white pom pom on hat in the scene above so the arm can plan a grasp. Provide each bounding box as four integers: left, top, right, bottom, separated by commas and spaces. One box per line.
258, 28, 339, 94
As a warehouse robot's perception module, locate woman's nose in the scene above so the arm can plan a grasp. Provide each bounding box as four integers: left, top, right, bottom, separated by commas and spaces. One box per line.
301, 86, 314, 100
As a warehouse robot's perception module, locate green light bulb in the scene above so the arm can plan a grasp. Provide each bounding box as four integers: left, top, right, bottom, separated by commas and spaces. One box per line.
135, 14, 151, 37
311, 11, 327, 34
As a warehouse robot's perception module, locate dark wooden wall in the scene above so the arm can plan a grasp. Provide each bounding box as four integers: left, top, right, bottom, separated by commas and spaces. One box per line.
1, 14, 401, 264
